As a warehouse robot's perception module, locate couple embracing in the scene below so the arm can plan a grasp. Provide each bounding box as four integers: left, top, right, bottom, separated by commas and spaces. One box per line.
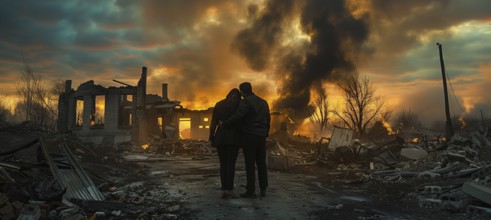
209, 82, 270, 199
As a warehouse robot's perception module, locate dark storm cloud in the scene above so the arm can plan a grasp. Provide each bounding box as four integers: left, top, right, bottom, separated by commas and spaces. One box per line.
369, 0, 491, 55
1, 0, 490, 116
0, 0, 145, 81
0, 0, 253, 107
392, 21, 491, 119
356, 0, 491, 125
400, 28, 491, 82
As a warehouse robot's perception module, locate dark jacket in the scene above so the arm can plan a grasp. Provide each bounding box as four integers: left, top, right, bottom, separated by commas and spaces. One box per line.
223, 93, 270, 137
209, 99, 241, 146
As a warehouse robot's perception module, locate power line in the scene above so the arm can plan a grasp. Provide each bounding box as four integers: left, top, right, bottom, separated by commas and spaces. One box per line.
444, 65, 466, 116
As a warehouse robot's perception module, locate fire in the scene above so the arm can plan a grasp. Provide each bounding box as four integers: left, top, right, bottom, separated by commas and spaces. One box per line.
141, 144, 149, 150
381, 119, 396, 135
412, 138, 419, 143
458, 115, 467, 128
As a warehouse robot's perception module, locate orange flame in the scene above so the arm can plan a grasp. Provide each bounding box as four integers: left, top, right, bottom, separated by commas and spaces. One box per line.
381, 119, 395, 135
141, 144, 149, 150
458, 115, 466, 128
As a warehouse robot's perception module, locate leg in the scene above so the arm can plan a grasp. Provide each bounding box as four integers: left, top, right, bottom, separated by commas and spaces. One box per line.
225, 144, 240, 191
242, 134, 257, 194
256, 136, 268, 192
216, 145, 226, 191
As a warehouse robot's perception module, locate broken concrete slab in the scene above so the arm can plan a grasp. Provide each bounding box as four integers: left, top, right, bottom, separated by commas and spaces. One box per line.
463, 182, 491, 205
467, 205, 491, 218
400, 147, 428, 160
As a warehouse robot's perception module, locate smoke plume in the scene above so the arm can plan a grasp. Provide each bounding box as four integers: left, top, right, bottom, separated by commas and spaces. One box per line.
232, 0, 369, 122
231, 0, 295, 71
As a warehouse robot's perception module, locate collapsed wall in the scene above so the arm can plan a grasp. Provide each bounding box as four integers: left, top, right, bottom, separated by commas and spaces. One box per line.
57, 66, 211, 146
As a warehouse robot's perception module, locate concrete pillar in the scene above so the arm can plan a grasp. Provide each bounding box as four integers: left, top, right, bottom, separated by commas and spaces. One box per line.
64, 80, 72, 93
134, 67, 147, 145
162, 83, 169, 101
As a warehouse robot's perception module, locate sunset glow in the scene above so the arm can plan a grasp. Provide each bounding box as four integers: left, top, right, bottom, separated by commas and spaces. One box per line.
0, 0, 490, 130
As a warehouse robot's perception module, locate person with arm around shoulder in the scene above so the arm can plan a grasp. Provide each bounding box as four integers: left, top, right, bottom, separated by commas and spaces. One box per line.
209, 88, 242, 199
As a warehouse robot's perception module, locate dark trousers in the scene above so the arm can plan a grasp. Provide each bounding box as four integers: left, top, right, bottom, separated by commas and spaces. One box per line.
217, 144, 240, 190
242, 132, 268, 193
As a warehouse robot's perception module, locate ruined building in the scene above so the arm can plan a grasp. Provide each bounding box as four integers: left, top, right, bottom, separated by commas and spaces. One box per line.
57, 67, 212, 146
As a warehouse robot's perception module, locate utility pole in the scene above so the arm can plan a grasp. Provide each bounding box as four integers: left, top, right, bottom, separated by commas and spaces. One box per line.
437, 43, 454, 138
481, 110, 486, 129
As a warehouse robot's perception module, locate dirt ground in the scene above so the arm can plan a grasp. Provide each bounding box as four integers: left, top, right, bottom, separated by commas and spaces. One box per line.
116, 151, 468, 220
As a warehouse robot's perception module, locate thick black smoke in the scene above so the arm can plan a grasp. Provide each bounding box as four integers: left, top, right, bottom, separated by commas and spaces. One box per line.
231, 0, 295, 71
232, 0, 369, 122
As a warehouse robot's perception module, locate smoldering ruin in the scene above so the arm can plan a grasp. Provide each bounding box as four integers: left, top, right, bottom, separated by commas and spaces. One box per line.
0, 65, 490, 219
1, 0, 491, 220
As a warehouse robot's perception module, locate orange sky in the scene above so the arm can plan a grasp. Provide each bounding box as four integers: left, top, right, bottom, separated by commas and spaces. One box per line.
1, 0, 490, 128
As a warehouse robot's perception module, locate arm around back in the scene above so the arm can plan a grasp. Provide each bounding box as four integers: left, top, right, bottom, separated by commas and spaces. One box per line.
222, 99, 249, 127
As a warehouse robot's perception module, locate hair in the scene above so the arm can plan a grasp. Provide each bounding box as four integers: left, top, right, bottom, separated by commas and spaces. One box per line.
239, 82, 252, 94
225, 88, 241, 110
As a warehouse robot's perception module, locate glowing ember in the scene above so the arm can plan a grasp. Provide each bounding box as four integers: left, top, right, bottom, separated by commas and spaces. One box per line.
458, 115, 467, 128
141, 144, 149, 150
381, 119, 396, 135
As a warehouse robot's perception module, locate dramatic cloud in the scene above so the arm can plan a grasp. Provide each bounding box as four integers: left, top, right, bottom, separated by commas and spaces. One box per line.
363, 0, 491, 73
0, 0, 490, 127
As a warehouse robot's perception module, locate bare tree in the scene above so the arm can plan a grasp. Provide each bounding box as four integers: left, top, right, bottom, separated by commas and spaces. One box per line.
308, 89, 330, 134
0, 98, 12, 126
16, 57, 39, 121
15, 58, 61, 132
394, 108, 422, 131
332, 74, 385, 137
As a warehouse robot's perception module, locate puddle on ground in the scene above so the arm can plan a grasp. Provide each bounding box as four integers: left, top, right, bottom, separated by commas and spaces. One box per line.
150, 170, 168, 175
340, 195, 371, 203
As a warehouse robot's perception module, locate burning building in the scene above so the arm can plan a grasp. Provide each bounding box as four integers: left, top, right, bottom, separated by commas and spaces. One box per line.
57, 66, 212, 146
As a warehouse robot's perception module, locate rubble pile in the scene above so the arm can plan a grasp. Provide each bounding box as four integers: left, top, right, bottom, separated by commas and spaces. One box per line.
312, 128, 491, 218
0, 129, 189, 219
3, 119, 491, 219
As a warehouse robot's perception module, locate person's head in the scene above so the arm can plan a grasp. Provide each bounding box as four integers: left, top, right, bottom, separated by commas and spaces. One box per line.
239, 82, 252, 96
225, 88, 241, 109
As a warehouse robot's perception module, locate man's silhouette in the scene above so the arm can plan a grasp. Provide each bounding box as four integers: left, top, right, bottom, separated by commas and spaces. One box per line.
221, 82, 270, 198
